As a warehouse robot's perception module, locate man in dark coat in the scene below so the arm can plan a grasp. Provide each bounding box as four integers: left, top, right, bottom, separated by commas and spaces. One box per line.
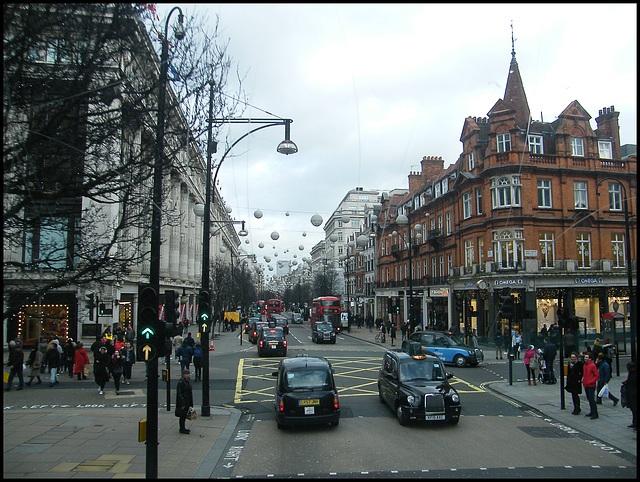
175, 368, 194, 434
5, 341, 24, 391
94, 345, 110, 395
565, 352, 583, 414
542, 337, 557, 384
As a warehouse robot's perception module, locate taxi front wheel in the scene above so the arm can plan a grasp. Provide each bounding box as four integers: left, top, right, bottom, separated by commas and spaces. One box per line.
454, 355, 467, 367
396, 405, 409, 426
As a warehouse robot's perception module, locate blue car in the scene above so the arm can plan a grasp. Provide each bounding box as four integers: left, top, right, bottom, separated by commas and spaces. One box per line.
408, 331, 483, 367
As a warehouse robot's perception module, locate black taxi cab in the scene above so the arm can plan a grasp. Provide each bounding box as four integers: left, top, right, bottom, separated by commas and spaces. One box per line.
378, 346, 461, 426
272, 355, 340, 429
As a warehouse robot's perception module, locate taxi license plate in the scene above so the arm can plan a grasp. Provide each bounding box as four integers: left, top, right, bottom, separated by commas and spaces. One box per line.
425, 414, 446, 421
270, 343, 277, 349
299, 399, 320, 406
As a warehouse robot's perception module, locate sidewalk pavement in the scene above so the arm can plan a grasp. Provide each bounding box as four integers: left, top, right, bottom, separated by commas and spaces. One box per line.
3, 332, 242, 479
342, 326, 637, 458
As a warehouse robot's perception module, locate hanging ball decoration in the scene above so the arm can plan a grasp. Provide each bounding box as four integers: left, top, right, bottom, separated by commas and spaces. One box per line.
285, 211, 290, 216
264, 256, 271, 262
299, 245, 304, 251
268, 266, 273, 271
258, 242, 264, 248
302, 232, 307, 237
226, 205, 232, 214
310, 214, 323, 227
292, 260, 298, 265
270, 231, 280, 240
329, 234, 338, 243
219, 246, 227, 253
254, 209, 263, 219
274, 252, 278, 257
245, 239, 250, 244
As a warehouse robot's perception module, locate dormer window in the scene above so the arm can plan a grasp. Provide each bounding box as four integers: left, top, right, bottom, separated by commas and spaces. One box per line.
468, 152, 475, 170
598, 140, 612, 159
528, 135, 543, 154
434, 182, 441, 198
441, 177, 448, 194
497, 133, 511, 153
571, 137, 585, 157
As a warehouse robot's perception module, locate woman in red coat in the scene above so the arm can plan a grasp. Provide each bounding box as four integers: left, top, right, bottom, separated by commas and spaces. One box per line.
582, 352, 600, 420
73, 342, 90, 380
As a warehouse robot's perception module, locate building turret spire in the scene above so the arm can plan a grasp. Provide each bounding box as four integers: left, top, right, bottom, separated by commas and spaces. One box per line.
504, 21, 530, 128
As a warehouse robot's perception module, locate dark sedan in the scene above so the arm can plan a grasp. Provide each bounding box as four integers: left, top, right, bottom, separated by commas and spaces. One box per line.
311, 322, 336, 344
257, 327, 287, 357
378, 349, 461, 426
272, 355, 340, 429
249, 320, 270, 344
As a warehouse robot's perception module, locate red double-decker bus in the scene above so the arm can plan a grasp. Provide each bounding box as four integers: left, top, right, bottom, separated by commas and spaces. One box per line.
257, 300, 266, 315
266, 299, 283, 317
310, 296, 342, 332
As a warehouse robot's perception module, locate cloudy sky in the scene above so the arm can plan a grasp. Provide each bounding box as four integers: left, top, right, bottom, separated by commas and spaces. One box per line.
156, 3, 637, 279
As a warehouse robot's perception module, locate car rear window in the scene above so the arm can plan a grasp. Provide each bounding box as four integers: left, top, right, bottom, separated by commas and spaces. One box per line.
285, 369, 331, 391
263, 330, 283, 340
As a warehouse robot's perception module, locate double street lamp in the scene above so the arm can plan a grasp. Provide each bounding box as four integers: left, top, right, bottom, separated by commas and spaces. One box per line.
197, 81, 297, 416
596, 178, 635, 363
396, 211, 423, 332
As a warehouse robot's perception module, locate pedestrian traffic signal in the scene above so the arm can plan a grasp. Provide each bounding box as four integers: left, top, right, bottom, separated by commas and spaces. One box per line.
137, 285, 163, 360
557, 307, 568, 328
500, 295, 515, 319
164, 289, 181, 338
455, 293, 463, 314
198, 289, 211, 330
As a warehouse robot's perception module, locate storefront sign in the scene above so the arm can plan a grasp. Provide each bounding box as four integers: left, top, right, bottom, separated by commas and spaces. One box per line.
524, 250, 537, 257
493, 279, 524, 286
429, 288, 450, 297
574, 277, 604, 284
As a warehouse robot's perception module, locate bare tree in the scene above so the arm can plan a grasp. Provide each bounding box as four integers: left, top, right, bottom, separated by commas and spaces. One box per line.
3, 4, 244, 320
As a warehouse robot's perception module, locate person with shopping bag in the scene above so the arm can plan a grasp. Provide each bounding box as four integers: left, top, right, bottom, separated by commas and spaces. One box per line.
175, 368, 194, 434
596, 353, 619, 406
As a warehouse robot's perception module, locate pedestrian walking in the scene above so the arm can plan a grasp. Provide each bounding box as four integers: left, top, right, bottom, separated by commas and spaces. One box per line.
38, 339, 48, 376
44, 340, 61, 387
125, 324, 135, 348
63, 338, 76, 378
542, 337, 557, 384
94, 345, 110, 395
595, 353, 619, 406
122, 342, 135, 384
523, 345, 538, 386
565, 352, 583, 414
390, 323, 397, 346
193, 340, 203, 382
494, 329, 504, 359
109, 350, 124, 395
25, 345, 43, 386
621, 362, 636, 430
172, 334, 183, 363
184, 332, 195, 348
5, 340, 25, 391
514, 331, 522, 359
177, 340, 193, 373
582, 352, 600, 420
175, 368, 194, 434
73, 342, 90, 380
401, 322, 408, 341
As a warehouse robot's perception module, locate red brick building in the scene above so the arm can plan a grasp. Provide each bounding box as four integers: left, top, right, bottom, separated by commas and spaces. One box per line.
374, 47, 636, 349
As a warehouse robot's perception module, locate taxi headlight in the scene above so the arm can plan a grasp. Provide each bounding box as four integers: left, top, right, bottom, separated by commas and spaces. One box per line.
449, 390, 460, 403
406, 395, 416, 405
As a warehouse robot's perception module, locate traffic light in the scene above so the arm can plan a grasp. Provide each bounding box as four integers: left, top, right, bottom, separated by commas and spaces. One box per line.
198, 289, 211, 330
164, 290, 181, 338
500, 295, 515, 319
137, 285, 163, 360
99, 303, 106, 315
557, 307, 568, 328
455, 293, 463, 315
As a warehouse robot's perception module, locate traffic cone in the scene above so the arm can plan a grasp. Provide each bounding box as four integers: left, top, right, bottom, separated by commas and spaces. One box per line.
209, 339, 215, 351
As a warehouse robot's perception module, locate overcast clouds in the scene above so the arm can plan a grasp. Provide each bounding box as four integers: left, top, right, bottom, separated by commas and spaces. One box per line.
156, 3, 637, 278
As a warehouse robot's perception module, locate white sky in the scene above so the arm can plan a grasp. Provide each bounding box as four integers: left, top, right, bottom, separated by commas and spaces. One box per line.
156, 3, 637, 279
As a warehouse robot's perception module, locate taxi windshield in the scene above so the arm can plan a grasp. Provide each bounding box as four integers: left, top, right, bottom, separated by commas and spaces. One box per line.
263, 329, 283, 340
285, 369, 331, 391
399, 360, 446, 382
316, 323, 333, 332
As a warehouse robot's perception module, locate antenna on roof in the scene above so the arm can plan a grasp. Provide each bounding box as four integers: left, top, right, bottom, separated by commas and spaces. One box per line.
510, 20, 516, 57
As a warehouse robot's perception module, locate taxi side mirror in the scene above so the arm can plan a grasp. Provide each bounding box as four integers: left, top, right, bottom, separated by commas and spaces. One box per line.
272, 371, 278, 377
446, 373, 454, 379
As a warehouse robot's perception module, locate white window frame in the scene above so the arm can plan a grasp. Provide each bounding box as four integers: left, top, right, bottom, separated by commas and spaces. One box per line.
445, 211, 451, 235
576, 233, 591, 269
612, 233, 626, 268
598, 140, 613, 159
431, 257, 436, 278
528, 135, 543, 154
434, 182, 441, 198
439, 256, 444, 277
574, 181, 588, 210
497, 133, 511, 153
571, 137, 585, 157
539, 232, 555, 269
430, 218, 436, 231
475, 188, 483, 215
437, 215, 443, 232
462, 192, 472, 219
537, 179, 552, 208
477, 237, 484, 270
441, 177, 448, 194
491, 175, 521, 209
608, 183, 622, 211
468, 152, 475, 170
465, 240, 474, 268
493, 230, 524, 269
447, 254, 452, 275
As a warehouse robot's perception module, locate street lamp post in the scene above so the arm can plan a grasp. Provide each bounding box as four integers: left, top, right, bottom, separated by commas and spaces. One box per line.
396, 210, 422, 332
199, 100, 297, 416
148, 6, 184, 479
596, 178, 635, 363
